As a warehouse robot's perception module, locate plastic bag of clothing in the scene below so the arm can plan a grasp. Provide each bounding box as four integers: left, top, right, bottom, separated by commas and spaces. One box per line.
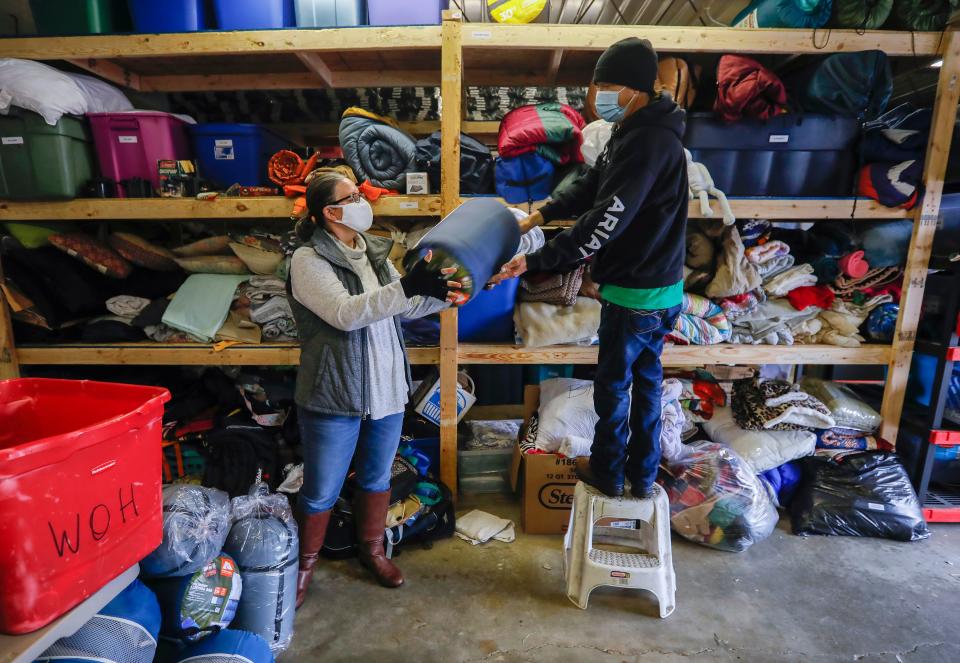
791, 452, 930, 541
148, 554, 243, 642
173, 629, 274, 663
798, 377, 881, 433
415, 198, 520, 303
222, 480, 298, 654
732, 0, 833, 28
35, 579, 160, 663
660, 441, 779, 552
832, 0, 893, 28
142, 485, 232, 578
415, 131, 494, 195
798, 51, 892, 120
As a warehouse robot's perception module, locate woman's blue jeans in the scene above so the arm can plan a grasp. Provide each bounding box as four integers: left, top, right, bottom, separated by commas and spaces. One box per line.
298, 407, 404, 514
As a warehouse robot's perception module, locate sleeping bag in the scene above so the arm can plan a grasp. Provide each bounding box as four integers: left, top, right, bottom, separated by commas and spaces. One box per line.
892, 0, 959, 31
714, 55, 788, 121
415, 131, 494, 195
415, 198, 521, 303
791, 451, 930, 541
495, 152, 555, 204
497, 103, 585, 166
141, 485, 232, 578
798, 50, 892, 120
222, 482, 298, 654
860, 103, 931, 164
831, 0, 893, 29
338, 107, 417, 191
732, 0, 833, 27
35, 579, 161, 663
149, 554, 243, 642
173, 629, 274, 663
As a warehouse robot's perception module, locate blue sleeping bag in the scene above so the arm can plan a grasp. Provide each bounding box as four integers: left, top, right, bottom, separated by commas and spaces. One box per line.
174, 630, 274, 663
799, 50, 892, 120
35, 579, 161, 663
732, 0, 832, 27
495, 153, 555, 204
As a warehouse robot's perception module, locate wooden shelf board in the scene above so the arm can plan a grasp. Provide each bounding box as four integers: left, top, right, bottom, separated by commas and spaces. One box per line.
0, 196, 442, 221
461, 24, 942, 56
17, 343, 440, 366
458, 343, 894, 365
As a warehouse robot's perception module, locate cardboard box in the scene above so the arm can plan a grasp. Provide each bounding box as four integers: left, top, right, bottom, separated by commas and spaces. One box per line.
405, 172, 429, 195
510, 385, 578, 535
411, 369, 476, 427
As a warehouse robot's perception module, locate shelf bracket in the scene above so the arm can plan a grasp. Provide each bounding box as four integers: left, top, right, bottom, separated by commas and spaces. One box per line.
67, 58, 143, 91
296, 52, 336, 88
546, 48, 564, 85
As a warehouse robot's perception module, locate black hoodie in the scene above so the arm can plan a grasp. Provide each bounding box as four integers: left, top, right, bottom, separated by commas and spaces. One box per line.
526, 95, 688, 292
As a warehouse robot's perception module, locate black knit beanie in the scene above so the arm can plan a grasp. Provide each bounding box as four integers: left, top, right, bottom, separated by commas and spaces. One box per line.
593, 37, 658, 93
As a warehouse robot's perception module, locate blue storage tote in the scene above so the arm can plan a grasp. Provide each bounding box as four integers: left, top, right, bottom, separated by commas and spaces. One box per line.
128, 0, 208, 32
295, 0, 367, 26
368, 0, 446, 25
189, 123, 289, 188
214, 0, 295, 29
685, 113, 861, 197
458, 276, 519, 343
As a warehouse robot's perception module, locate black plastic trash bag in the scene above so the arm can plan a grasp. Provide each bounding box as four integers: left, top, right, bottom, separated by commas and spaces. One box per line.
791, 451, 930, 541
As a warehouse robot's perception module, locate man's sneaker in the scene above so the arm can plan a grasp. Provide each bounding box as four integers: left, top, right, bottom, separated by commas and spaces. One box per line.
574, 458, 624, 498
630, 484, 658, 500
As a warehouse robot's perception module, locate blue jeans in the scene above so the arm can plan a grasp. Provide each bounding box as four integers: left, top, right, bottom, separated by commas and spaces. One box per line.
591, 302, 682, 492
298, 408, 404, 514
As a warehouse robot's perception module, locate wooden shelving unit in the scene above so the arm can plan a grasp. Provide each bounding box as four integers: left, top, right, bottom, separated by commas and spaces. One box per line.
0, 13, 957, 494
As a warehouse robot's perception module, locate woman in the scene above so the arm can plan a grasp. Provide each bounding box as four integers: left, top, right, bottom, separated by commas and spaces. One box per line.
289, 171, 457, 606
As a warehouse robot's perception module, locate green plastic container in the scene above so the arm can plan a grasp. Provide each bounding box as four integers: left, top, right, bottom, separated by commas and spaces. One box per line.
0, 110, 94, 201
29, 0, 132, 35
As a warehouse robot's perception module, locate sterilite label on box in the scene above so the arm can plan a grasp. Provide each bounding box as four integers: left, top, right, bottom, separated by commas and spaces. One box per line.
511, 446, 578, 535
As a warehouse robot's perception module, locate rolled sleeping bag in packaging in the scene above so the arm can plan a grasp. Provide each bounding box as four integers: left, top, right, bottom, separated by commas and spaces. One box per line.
732, 0, 833, 28
35, 579, 161, 663
148, 554, 243, 643
832, 0, 893, 29
142, 485, 232, 578
416, 198, 521, 305
173, 629, 275, 663
222, 481, 298, 654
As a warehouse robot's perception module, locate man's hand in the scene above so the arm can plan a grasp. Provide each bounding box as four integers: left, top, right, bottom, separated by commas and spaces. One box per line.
518, 210, 545, 234
487, 254, 528, 288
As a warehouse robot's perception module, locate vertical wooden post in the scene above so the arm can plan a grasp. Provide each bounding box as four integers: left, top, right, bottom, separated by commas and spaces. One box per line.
0, 255, 20, 380
881, 29, 960, 442
438, 9, 463, 495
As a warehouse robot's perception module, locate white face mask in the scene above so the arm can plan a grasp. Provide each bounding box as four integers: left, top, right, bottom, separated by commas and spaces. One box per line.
330, 198, 373, 233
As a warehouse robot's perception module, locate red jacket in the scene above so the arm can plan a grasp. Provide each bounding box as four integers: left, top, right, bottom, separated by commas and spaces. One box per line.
714, 54, 788, 122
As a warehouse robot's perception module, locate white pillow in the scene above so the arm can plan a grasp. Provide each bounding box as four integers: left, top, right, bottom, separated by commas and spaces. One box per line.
534, 378, 596, 453
68, 73, 132, 113
0, 58, 87, 125
702, 406, 816, 473
515, 297, 601, 348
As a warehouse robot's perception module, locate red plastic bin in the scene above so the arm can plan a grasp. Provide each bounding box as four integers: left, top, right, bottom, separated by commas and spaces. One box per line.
87, 111, 191, 197
0, 378, 170, 634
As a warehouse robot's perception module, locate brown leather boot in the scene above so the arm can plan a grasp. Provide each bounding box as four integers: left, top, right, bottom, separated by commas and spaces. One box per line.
353, 490, 404, 588
296, 509, 332, 609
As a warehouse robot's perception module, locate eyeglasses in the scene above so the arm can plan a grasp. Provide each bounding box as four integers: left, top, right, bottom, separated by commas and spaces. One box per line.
331, 192, 363, 205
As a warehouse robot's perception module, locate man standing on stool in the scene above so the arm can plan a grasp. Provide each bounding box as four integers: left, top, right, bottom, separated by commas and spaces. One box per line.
492, 38, 688, 499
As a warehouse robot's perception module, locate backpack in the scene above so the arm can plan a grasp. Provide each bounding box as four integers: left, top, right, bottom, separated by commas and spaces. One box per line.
202, 425, 281, 497
495, 152, 555, 205
415, 131, 495, 195
658, 57, 700, 110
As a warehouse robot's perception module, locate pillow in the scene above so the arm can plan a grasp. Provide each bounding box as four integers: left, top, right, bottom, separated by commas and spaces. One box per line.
67, 73, 132, 113
534, 378, 596, 453
514, 297, 601, 348
3, 222, 78, 248
229, 242, 283, 276
173, 236, 232, 257
48, 232, 132, 279
702, 406, 816, 473
0, 58, 87, 125
175, 255, 250, 275
109, 232, 179, 271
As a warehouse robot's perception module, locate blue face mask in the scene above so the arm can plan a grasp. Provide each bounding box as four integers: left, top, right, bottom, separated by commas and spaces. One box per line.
595, 89, 628, 122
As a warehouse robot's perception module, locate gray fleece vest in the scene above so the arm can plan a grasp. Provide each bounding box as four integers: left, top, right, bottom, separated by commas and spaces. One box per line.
288, 231, 411, 417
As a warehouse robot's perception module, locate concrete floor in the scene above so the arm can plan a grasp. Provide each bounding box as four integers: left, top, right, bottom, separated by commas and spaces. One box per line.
285, 495, 960, 663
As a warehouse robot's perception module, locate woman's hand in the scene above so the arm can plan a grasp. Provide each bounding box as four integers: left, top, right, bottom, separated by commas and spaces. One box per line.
487, 254, 528, 288
400, 250, 462, 303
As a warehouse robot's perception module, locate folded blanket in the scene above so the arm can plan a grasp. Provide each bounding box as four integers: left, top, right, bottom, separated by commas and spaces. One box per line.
745, 240, 789, 265
515, 297, 601, 347
106, 295, 150, 319
764, 263, 817, 297
162, 274, 249, 342
250, 296, 298, 341
719, 291, 764, 321
669, 293, 731, 345
815, 427, 879, 456
757, 253, 795, 281
339, 107, 418, 190
730, 297, 821, 345
733, 378, 836, 431
706, 225, 762, 298
830, 266, 903, 300
797, 294, 893, 347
